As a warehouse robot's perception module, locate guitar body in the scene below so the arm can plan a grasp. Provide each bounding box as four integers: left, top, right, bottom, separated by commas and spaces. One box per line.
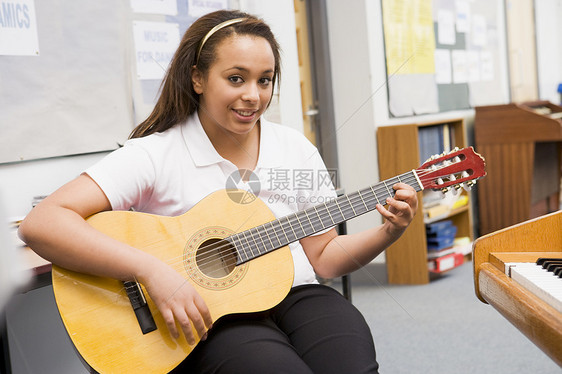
52, 189, 294, 373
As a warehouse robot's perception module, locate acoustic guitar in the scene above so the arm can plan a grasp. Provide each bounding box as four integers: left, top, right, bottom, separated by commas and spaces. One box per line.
52, 147, 486, 373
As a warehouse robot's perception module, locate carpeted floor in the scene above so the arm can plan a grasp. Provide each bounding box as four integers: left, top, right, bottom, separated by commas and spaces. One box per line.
332, 261, 561, 373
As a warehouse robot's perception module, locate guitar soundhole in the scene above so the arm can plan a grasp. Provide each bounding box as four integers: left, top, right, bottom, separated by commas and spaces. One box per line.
196, 239, 237, 278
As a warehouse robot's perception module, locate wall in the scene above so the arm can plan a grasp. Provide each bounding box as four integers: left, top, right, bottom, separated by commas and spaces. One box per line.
505, 0, 539, 102
0, 154, 107, 219
535, 0, 562, 104
325, 0, 381, 251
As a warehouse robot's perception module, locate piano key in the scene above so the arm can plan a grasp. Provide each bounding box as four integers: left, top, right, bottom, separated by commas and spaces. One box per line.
510, 262, 562, 314
537, 257, 558, 266
546, 263, 562, 273
536, 257, 562, 278
540, 260, 562, 270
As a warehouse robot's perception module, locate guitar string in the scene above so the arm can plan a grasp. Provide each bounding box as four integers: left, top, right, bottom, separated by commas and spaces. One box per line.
190, 164, 459, 267
182, 189, 430, 277
153, 165, 470, 278
157, 167, 466, 278
161, 169, 466, 280
160, 173, 419, 275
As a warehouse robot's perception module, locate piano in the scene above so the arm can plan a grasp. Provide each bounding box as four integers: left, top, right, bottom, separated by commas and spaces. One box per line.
473, 210, 562, 367
474, 101, 562, 235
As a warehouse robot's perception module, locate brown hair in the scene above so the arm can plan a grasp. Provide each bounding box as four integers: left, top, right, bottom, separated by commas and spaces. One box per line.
129, 10, 281, 139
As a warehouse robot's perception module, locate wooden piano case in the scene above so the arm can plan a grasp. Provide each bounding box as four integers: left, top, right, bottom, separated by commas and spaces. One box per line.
474, 101, 562, 236
473, 210, 562, 366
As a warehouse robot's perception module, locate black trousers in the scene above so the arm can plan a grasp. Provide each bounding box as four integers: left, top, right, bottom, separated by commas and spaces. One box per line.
172, 284, 379, 373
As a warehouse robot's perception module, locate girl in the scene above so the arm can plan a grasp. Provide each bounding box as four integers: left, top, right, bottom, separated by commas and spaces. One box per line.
19, 10, 417, 373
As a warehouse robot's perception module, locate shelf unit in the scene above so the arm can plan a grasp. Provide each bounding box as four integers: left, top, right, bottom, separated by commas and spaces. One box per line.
376, 118, 475, 284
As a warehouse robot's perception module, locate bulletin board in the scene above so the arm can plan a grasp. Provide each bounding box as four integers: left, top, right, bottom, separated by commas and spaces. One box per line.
0, 0, 132, 163
381, 0, 509, 117
0, 0, 229, 163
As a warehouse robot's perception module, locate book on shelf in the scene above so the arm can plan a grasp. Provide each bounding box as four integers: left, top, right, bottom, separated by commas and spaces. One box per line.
424, 203, 450, 219
417, 123, 455, 163
452, 236, 472, 255
426, 219, 454, 234
428, 252, 464, 273
426, 236, 472, 260
426, 218, 466, 274
423, 194, 469, 221
427, 247, 457, 259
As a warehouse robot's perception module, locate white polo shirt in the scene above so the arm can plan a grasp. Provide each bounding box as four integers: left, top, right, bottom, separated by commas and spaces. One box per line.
86, 113, 336, 286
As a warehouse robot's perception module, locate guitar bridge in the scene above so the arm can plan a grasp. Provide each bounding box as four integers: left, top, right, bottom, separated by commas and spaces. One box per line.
123, 281, 157, 334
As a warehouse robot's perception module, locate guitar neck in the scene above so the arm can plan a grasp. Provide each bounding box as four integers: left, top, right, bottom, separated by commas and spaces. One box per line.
229, 170, 422, 264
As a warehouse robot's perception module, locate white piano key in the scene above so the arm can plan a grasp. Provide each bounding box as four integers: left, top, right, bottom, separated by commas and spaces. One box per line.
510, 262, 562, 314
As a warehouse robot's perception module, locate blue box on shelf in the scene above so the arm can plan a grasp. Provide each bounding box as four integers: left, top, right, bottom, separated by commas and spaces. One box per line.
426, 220, 458, 251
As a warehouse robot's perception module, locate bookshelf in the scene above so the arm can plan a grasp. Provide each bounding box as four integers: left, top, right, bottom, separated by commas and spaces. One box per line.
376, 118, 474, 284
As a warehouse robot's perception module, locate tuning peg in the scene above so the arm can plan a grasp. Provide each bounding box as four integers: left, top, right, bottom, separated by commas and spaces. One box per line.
440, 187, 450, 195
460, 171, 470, 191
449, 175, 459, 195
463, 180, 475, 191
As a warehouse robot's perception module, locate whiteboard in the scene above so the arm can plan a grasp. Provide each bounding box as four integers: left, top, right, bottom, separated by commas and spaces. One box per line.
0, 0, 133, 163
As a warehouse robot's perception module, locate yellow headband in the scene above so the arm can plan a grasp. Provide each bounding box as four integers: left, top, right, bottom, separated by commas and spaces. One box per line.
195, 18, 246, 65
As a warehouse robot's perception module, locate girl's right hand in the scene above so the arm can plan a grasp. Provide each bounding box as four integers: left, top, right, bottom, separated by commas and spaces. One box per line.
140, 261, 213, 345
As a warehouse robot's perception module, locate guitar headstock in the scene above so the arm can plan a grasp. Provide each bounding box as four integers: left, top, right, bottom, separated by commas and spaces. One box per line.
415, 147, 486, 193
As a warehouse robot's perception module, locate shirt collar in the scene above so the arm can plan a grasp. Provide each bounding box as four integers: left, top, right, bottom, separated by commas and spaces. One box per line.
181, 113, 283, 169
256, 116, 283, 169
181, 113, 225, 167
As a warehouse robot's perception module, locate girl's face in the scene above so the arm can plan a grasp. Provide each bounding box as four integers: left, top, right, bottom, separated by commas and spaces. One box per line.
192, 34, 275, 139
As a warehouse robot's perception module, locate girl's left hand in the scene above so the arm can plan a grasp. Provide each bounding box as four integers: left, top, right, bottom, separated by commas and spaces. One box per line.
375, 182, 418, 236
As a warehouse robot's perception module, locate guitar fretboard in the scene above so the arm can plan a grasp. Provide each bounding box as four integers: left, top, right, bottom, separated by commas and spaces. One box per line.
228, 170, 422, 264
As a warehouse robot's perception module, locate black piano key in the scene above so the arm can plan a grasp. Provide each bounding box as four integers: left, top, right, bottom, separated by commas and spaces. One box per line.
548, 264, 561, 275
546, 263, 562, 272
543, 261, 562, 272
536, 257, 562, 268
536, 257, 562, 278
549, 266, 561, 278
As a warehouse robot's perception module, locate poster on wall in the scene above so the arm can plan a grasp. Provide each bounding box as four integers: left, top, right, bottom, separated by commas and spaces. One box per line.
0, 0, 40, 56
382, 0, 439, 116
133, 21, 180, 80
381, 0, 508, 117
130, 0, 231, 123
